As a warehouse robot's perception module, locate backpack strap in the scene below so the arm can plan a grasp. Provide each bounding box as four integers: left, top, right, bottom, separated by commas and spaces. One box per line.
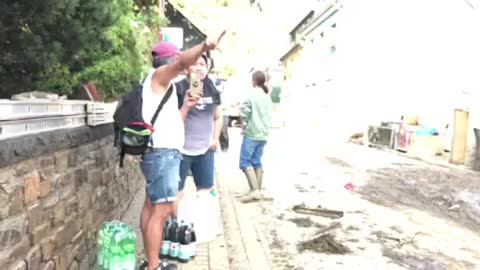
147, 84, 174, 148
150, 84, 174, 126
176, 79, 188, 109
119, 148, 125, 168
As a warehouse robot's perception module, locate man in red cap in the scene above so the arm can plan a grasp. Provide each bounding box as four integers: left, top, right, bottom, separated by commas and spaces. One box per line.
151, 41, 180, 68
139, 31, 226, 270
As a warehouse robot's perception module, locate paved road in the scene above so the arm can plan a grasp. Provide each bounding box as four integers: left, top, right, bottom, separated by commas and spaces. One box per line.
217, 124, 480, 270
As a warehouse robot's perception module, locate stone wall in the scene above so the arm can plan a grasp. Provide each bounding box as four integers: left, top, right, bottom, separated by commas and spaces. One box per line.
0, 125, 144, 270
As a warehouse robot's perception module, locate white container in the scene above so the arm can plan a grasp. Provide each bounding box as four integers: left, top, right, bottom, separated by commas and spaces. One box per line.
192, 190, 221, 244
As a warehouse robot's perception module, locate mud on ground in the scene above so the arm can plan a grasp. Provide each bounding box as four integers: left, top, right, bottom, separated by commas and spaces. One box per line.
360, 165, 480, 232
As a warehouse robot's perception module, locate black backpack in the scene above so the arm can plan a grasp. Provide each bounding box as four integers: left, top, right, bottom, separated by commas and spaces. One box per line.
113, 84, 173, 167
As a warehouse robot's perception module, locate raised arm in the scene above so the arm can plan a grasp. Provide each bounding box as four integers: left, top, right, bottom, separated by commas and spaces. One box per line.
152, 31, 226, 88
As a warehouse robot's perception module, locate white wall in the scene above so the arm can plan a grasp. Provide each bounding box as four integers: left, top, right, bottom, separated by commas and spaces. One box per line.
335, 0, 480, 133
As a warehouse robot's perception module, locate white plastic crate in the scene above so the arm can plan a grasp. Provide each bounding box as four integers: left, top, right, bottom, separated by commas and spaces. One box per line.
87, 113, 114, 126
86, 102, 117, 114
0, 100, 117, 140
86, 102, 117, 127
0, 99, 87, 121
0, 115, 86, 140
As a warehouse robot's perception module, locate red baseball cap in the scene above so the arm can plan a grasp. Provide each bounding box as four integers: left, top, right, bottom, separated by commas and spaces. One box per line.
151, 41, 180, 58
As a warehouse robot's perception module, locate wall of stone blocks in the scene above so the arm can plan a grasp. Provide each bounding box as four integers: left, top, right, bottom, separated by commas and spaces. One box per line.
0, 125, 144, 270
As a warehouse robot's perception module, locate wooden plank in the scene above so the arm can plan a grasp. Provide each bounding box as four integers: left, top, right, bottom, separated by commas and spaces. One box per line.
292, 205, 344, 219
450, 109, 469, 164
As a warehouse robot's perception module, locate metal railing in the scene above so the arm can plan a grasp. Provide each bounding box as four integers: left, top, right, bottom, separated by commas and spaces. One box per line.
0, 99, 117, 140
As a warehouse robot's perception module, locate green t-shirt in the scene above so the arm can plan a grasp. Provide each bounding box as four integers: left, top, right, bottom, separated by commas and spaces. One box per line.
240, 88, 273, 141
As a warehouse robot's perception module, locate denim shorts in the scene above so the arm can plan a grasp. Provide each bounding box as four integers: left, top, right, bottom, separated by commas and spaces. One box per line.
179, 149, 215, 191
140, 148, 181, 204
239, 136, 267, 169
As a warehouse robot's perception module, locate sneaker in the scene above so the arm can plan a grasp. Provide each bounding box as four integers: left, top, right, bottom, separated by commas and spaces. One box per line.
138, 259, 148, 270
139, 259, 177, 270
157, 260, 178, 270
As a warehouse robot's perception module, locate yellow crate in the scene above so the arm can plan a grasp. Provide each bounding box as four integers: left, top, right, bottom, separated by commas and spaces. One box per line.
409, 134, 444, 157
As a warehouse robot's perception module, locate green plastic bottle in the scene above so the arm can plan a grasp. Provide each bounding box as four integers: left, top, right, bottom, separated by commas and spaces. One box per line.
103, 223, 114, 270
97, 223, 107, 269
123, 229, 137, 270
109, 225, 126, 270
98, 221, 137, 270
108, 245, 123, 270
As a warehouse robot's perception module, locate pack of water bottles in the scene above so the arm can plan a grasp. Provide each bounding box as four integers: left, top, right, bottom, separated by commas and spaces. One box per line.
97, 221, 137, 270
160, 218, 197, 263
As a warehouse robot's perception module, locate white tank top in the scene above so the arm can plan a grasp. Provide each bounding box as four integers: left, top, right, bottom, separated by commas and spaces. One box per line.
141, 69, 184, 150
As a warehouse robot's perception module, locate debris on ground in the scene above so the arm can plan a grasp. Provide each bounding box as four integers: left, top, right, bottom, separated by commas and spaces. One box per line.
292, 204, 344, 219
383, 249, 449, 270
325, 156, 353, 168
310, 222, 342, 236
373, 231, 421, 248
360, 166, 480, 232
297, 233, 349, 254
372, 231, 401, 243
288, 217, 316, 228
344, 182, 356, 191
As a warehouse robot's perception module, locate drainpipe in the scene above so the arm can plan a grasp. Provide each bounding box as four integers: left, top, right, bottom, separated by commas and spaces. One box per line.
158, 0, 165, 41
159, 0, 165, 17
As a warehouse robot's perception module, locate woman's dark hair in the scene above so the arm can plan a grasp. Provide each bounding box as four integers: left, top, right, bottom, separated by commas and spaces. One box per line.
252, 70, 268, 94
201, 52, 214, 73
152, 56, 174, 68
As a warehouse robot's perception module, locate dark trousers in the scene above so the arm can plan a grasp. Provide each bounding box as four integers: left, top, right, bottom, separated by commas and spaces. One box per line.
220, 115, 229, 151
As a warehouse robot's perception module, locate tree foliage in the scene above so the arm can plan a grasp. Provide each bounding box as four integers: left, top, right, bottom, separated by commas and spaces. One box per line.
0, 0, 165, 100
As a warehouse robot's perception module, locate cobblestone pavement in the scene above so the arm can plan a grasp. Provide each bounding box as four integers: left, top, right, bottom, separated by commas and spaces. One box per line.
121, 176, 229, 270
